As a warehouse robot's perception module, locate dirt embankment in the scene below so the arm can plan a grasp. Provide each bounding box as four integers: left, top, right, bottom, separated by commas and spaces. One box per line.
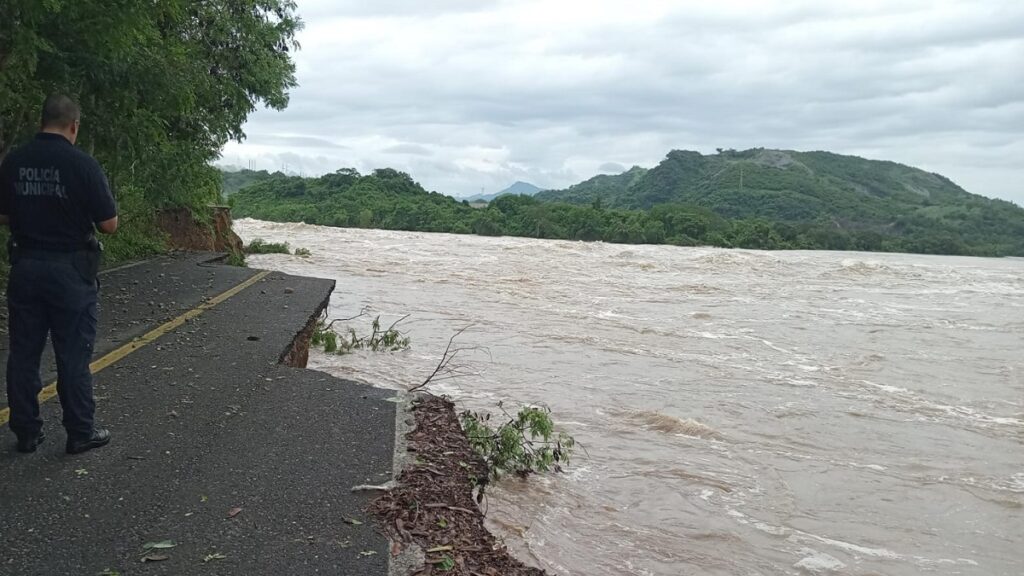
156, 206, 243, 253
371, 395, 547, 576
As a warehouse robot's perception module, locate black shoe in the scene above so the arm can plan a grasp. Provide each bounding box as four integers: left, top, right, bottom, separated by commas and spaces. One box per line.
16, 431, 46, 453
66, 429, 111, 455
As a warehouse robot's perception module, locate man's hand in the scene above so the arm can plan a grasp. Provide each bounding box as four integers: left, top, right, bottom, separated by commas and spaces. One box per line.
97, 216, 118, 234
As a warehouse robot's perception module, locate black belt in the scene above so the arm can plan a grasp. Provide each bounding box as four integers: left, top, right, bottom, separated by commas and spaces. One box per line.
10, 235, 100, 253
15, 249, 84, 263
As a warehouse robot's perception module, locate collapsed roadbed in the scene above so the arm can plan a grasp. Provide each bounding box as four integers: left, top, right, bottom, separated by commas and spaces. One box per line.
372, 394, 547, 576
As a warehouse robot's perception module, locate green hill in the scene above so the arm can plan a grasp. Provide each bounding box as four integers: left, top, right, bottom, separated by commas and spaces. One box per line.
230, 156, 1024, 257
230, 168, 479, 233
537, 166, 647, 205
536, 148, 1024, 255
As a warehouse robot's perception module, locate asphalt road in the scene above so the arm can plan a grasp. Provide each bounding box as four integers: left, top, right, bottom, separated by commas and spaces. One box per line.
0, 255, 395, 575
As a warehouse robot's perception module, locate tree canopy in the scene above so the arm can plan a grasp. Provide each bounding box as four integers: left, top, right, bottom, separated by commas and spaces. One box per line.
1, 0, 301, 213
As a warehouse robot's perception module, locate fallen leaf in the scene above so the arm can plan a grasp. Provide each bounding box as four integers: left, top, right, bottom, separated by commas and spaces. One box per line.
390, 541, 402, 557
227, 507, 243, 518
200, 495, 208, 503
358, 550, 377, 557
140, 554, 169, 563
97, 570, 120, 576
75, 469, 89, 476
203, 553, 227, 563
142, 540, 177, 550
343, 517, 364, 525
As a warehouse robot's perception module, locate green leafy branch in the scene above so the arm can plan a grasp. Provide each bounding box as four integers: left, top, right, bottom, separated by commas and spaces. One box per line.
311, 310, 410, 355
460, 403, 575, 482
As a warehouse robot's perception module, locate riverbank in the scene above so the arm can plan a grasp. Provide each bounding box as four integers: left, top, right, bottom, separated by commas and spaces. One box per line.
372, 394, 547, 576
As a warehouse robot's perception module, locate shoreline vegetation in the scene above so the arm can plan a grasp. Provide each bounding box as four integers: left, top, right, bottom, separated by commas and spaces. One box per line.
227, 149, 1024, 258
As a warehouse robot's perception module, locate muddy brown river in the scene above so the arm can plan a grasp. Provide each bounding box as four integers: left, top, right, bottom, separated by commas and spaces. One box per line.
238, 219, 1022, 576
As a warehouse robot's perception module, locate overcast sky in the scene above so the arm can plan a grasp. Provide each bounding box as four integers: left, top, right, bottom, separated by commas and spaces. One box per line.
220, 0, 1024, 204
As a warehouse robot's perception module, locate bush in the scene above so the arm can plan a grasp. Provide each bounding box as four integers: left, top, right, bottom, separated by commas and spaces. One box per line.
245, 238, 290, 254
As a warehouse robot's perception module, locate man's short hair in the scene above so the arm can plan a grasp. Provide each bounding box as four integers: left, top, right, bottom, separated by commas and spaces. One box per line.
40, 94, 81, 129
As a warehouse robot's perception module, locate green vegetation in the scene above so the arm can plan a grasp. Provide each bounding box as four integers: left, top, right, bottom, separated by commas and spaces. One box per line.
225, 249, 246, 268
232, 168, 479, 233
538, 149, 1024, 256
460, 404, 575, 481
244, 238, 291, 255
311, 314, 411, 355
0, 1, 302, 272
242, 238, 311, 257
230, 154, 1024, 256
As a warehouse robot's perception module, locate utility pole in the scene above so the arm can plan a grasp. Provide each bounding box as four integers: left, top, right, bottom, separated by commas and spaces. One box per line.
739, 164, 744, 193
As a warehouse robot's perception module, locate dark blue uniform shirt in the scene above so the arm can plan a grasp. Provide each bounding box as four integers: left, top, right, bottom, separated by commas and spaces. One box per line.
0, 133, 117, 251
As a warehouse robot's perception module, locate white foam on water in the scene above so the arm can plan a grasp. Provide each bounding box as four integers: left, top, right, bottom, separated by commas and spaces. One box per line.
860, 380, 912, 395
794, 549, 846, 573
846, 462, 888, 472
791, 533, 901, 560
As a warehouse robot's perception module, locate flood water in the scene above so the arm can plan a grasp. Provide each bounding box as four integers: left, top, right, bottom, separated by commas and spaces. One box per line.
237, 219, 1023, 576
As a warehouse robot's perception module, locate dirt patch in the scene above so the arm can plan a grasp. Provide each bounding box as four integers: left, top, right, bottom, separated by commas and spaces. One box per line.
156, 207, 243, 253
370, 394, 547, 576
280, 299, 329, 368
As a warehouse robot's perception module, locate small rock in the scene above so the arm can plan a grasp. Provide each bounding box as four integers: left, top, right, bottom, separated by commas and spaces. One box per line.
284, 287, 295, 294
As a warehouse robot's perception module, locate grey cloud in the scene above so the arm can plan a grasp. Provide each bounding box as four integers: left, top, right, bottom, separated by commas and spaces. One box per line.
224, 0, 1024, 205
297, 0, 489, 19
382, 143, 434, 156
245, 134, 348, 149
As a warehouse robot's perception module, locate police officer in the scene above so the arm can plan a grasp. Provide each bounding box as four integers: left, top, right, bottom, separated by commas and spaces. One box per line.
0, 94, 118, 454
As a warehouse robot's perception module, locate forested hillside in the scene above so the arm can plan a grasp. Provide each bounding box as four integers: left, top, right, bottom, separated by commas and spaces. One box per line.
538, 149, 1024, 255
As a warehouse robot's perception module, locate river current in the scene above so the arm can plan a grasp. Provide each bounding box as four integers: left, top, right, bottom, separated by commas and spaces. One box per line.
237, 219, 1022, 576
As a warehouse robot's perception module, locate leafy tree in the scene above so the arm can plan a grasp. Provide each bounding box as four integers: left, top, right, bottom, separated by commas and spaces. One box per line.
1, 0, 301, 266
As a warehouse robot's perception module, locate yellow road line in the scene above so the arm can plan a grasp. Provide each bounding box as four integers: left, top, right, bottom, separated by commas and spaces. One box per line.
0, 270, 272, 427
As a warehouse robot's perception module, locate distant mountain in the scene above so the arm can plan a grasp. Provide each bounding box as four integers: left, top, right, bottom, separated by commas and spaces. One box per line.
465, 181, 543, 203
536, 148, 1024, 255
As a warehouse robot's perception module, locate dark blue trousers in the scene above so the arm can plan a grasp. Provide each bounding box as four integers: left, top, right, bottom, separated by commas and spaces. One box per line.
6, 253, 98, 441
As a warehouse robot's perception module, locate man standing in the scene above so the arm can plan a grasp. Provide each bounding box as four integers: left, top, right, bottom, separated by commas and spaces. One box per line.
0, 94, 118, 454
